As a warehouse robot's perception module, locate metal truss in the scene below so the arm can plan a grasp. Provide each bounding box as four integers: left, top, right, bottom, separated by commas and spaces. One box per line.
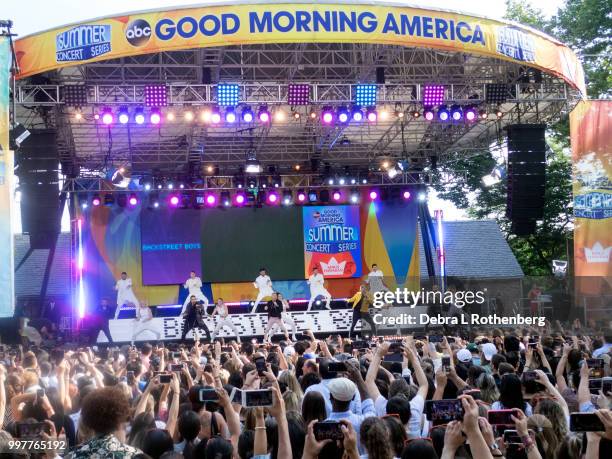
61, 169, 467, 194
13, 43, 580, 179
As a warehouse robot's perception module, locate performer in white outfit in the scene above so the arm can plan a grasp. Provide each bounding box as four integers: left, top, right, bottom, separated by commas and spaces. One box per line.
251, 268, 274, 313
181, 271, 209, 314
306, 266, 332, 311
131, 302, 160, 345
366, 264, 390, 293
115, 272, 140, 318
211, 298, 241, 343
278, 293, 297, 341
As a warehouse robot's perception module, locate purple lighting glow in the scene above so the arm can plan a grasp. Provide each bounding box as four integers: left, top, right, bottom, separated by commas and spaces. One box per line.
332, 191, 342, 201
234, 193, 246, 205
144, 85, 168, 107
258, 107, 270, 123
101, 108, 113, 125
128, 194, 138, 206
150, 109, 161, 125
77, 218, 85, 319
403, 190, 411, 200
169, 195, 179, 207
267, 192, 278, 204
92, 196, 101, 206
366, 108, 377, 122
297, 192, 306, 203
206, 194, 217, 206
369, 190, 379, 200
287, 84, 310, 105
423, 85, 445, 106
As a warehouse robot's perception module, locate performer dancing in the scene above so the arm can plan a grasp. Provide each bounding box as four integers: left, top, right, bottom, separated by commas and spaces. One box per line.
278, 292, 297, 341
306, 266, 331, 311
181, 295, 211, 342
366, 264, 390, 293
91, 298, 114, 344
264, 292, 289, 342
131, 302, 160, 345
211, 298, 241, 343
114, 272, 140, 317
348, 284, 377, 338
251, 268, 274, 313
181, 271, 209, 314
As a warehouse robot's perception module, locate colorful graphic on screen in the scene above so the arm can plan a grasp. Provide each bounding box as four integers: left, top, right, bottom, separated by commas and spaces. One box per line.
141, 209, 202, 285
303, 206, 361, 278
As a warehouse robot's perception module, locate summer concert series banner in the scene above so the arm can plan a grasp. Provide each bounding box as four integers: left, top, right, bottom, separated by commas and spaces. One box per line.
303, 206, 361, 278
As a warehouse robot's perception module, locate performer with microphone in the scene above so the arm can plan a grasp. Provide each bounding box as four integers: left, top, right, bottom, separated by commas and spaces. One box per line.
114, 272, 140, 317
181, 271, 209, 314
251, 268, 274, 313
181, 295, 211, 342
211, 298, 241, 343
306, 266, 332, 311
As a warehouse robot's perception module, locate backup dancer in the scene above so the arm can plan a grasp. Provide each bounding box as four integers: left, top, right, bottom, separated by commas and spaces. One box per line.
251, 268, 274, 313
131, 302, 160, 345
181, 271, 209, 314
278, 292, 297, 341
306, 266, 332, 311
211, 298, 241, 343
114, 272, 140, 317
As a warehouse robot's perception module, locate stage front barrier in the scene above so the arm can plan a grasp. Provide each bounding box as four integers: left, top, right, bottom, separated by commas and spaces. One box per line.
96, 307, 428, 343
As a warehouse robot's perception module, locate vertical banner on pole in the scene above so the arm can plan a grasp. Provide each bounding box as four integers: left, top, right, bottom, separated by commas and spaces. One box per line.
570, 100, 612, 295
0, 36, 15, 316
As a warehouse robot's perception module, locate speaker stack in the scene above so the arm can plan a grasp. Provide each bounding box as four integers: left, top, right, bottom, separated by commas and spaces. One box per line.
16, 129, 61, 249
506, 124, 546, 236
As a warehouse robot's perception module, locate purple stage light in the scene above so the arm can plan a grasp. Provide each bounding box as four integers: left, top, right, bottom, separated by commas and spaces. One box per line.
150, 109, 161, 125
465, 107, 477, 122
369, 190, 379, 201
332, 190, 342, 201
423, 107, 435, 121
297, 191, 306, 203
402, 190, 411, 200
423, 85, 445, 106
205, 194, 217, 206
267, 192, 279, 204
234, 193, 246, 205
92, 195, 101, 206
128, 194, 138, 206
287, 84, 310, 105
322, 109, 333, 124
101, 108, 113, 125
242, 107, 254, 122
144, 84, 168, 107
258, 106, 270, 123
366, 108, 378, 123
169, 195, 180, 207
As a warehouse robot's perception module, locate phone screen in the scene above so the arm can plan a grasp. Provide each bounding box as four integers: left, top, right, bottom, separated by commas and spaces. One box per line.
425, 399, 464, 423
244, 389, 273, 407
16, 422, 47, 439
588, 378, 602, 395
488, 409, 518, 425
199, 388, 219, 402
328, 361, 347, 372
383, 352, 403, 363
159, 374, 172, 384
255, 358, 267, 376
570, 413, 605, 432
313, 421, 344, 441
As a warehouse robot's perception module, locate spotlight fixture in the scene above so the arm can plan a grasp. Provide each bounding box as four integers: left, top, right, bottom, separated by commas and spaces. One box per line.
423, 84, 445, 106
366, 107, 378, 122
369, 190, 379, 201
337, 107, 349, 123
205, 193, 217, 207
234, 192, 246, 206
169, 195, 180, 207
220, 191, 231, 207
92, 194, 101, 206
101, 107, 113, 125
217, 83, 240, 107
74, 111, 82, 120
417, 192, 426, 202
287, 83, 311, 105
258, 106, 270, 123
242, 106, 254, 123
450, 105, 463, 121
81, 202, 88, 209
479, 110, 488, 120
144, 84, 168, 107
245, 150, 261, 174
423, 107, 435, 121
200, 109, 211, 123
150, 108, 161, 125
464, 106, 477, 122
309, 110, 317, 120
274, 109, 286, 122
184, 110, 194, 122
350, 189, 360, 203
292, 111, 301, 120
412, 110, 421, 118
267, 191, 279, 205
211, 107, 222, 124
308, 190, 318, 202
134, 107, 146, 125
352, 106, 363, 122
321, 107, 334, 124
297, 190, 307, 203
225, 107, 237, 123
118, 106, 129, 124
128, 194, 138, 207
332, 189, 342, 202
496, 108, 503, 119
338, 178, 346, 185
282, 190, 293, 205
437, 105, 449, 121
387, 167, 399, 179
354, 84, 377, 107
402, 190, 411, 200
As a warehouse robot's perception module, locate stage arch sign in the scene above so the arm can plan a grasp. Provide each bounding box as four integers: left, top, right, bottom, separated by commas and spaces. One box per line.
14, 1, 585, 95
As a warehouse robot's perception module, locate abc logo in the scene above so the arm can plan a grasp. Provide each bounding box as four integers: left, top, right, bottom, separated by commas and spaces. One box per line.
125, 19, 151, 47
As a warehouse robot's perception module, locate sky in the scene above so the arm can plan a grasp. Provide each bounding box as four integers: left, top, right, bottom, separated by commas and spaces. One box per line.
3, 0, 565, 224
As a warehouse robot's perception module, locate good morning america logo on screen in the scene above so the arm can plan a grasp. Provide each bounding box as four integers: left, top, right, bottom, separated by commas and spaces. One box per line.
56, 25, 111, 62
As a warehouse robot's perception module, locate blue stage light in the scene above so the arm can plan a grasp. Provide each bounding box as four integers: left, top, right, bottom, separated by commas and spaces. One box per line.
450, 105, 463, 121
337, 107, 349, 123
242, 106, 254, 123
217, 83, 240, 107
354, 84, 377, 107
437, 105, 450, 121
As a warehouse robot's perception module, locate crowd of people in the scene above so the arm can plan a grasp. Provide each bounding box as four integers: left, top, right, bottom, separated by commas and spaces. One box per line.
0, 322, 611, 458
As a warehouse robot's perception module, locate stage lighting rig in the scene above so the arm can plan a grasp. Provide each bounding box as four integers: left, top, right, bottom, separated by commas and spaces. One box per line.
450, 105, 463, 121
423, 85, 445, 106
134, 107, 146, 125
258, 106, 271, 123
217, 83, 240, 107
337, 106, 350, 123
62, 85, 88, 107
144, 84, 168, 107
352, 106, 363, 122
287, 84, 310, 105
225, 107, 237, 123
101, 107, 114, 125
366, 107, 378, 122
354, 84, 377, 107
242, 106, 254, 122
150, 108, 161, 125
437, 105, 449, 121
423, 107, 435, 121
321, 107, 334, 124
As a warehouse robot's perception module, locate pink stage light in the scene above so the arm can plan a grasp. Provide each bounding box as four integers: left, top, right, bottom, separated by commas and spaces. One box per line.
297, 191, 306, 203
92, 196, 101, 206
369, 190, 379, 200
366, 109, 377, 122
332, 191, 342, 201
234, 193, 246, 205
206, 194, 217, 206
402, 190, 411, 200
169, 195, 179, 207
150, 110, 162, 125
101, 108, 113, 125
77, 219, 85, 319
267, 192, 278, 204
128, 194, 138, 206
